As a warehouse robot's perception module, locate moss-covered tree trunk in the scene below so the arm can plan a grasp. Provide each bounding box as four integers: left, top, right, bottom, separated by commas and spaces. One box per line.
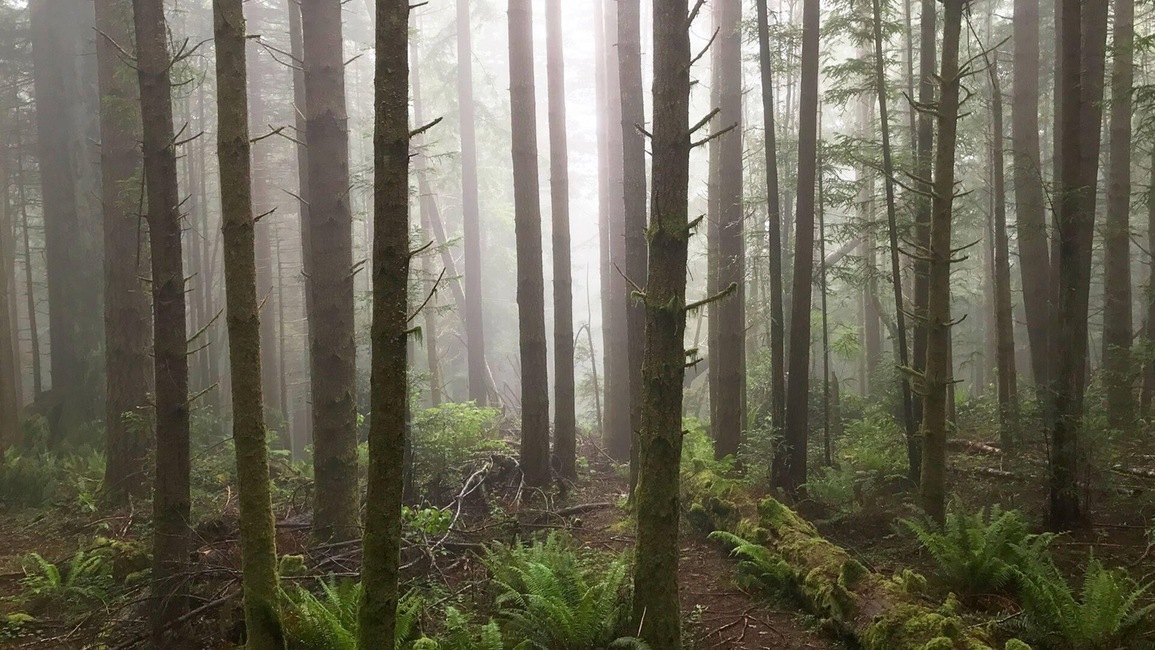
212, 1, 285, 646
301, 0, 360, 542
918, 0, 965, 525
97, 0, 152, 503
507, 0, 551, 488
546, 0, 576, 479
133, 0, 191, 640
632, 0, 692, 646
357, 0, 410, 645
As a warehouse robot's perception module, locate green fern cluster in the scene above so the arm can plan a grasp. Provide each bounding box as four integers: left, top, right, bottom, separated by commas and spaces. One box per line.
707, 530, 795, 594
283, 580, 423, 650
1012, 555, 1155, 649
19, 550, 115, 610
483, 533, 649, 650
901, 504, 1053, 597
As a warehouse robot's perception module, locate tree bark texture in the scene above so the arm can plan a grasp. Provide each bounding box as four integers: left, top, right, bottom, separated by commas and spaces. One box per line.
911, 0, 937, 444
632, 0, 692, 645
212, 1, 285, 645
301, 0, 360, 542
133, 0, 191, 638
507, 0, 550, 488
358, 0, 410, 644
547, 0, 576, 479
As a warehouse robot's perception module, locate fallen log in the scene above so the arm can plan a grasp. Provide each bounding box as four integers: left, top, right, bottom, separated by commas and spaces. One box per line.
683, 467, 1027, 650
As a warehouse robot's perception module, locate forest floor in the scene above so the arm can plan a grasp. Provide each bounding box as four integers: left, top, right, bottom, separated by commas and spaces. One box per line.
2, 422, 1155, 648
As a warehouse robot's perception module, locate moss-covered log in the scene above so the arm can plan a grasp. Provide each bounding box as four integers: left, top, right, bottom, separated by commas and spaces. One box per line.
684, 467, 1028, 650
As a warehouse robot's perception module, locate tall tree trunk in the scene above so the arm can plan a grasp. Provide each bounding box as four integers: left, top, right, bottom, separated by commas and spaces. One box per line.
1049, 0, 1108, 531
619, 0, 647, 487
547, 0, 576, 479
602, 0, 631, 463
16, 140, 41, 397
1101, 0, 1134, 431
212, 1, 285, 645
918, 0, 965, 525
301, 0, 360, 542
714, 0, 745, 460
288, 0, 312, 452
97, 0, 152, 502
0, 119, 16, 451
507, 0, 550, 488
633, 0, 692, 644
133, 0, 191, 638
756, 0, 785, 437
358, 0, 409, 643
456, 0, 489, 405
30, 0, 95, 440
1142, 146, 1155, 415
776, 0, 821, 497
985, 49, 1019, 444
911, 0, 937, 443
872, 0, 918, 462
594, 0, 617, 457
1012, 0, 1052, 430
248, 8, 285, 432
410, 35, 442, 408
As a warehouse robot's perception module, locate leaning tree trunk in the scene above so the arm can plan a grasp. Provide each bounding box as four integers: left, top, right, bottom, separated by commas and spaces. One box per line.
507, 0, 551, 488
97, 0, 152, 503
301, 0, 360, 542
919, 0, 965, 525
1049, 0, 1108, 531
776, 0, 821, 497
755, 0, 786, 436
358, 0, 410, 644
1101, 0, 1134, 431
633, 0, 692, 645
133, 0, 191, 640
547, 0, 576, 479
212, 1, 284, 646
714, 0, 745, 461
455, 0, 489, 406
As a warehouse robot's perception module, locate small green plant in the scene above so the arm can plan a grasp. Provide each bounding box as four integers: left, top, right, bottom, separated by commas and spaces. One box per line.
283, 580, 423, 650
708, 531, 795, 594
901, 503, 1052, 598
801, 465, 864, 515
19, 550, 115, 610
403, 506, 453, 538
410, 402, 508, 502
1012, 555, 1155, 649
483, 532, 649, 650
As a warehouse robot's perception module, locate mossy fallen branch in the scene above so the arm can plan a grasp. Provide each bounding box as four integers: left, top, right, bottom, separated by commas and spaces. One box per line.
682, 464, 1027, 650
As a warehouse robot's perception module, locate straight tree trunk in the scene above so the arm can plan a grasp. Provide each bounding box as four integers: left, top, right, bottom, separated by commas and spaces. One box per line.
871, 0, 918, 461
547, 0, 576, 479
775, 0, 821, 497
97, 0, 152, 502
911, 0, 937, 443
247, 10, 285, 431
133, 0, 191, 638
301, 0, 360, 542
410, 36, 442, 408
212, 1, 285, 645
1142, 146, 1155, 415
986, 51, 1019, 444
288, 0, 312, 451
618, 0, 648, 487
30, 0, 95, 439
633, 0, 692, 644
357, 0, 410, 643
594, 0, 620, 457
714, 0, 745, 460
16, 142, 41, 397
1012, 0, 1052, 429
507, 0, 550, 488
0, 123, 16, 451
602, 0, 631, 463
919, 0, 965, 525
757, 0, 785, 433
1101, 0, 1135, 431
456, 0, 488, 405
1049, 0, 1108, 530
